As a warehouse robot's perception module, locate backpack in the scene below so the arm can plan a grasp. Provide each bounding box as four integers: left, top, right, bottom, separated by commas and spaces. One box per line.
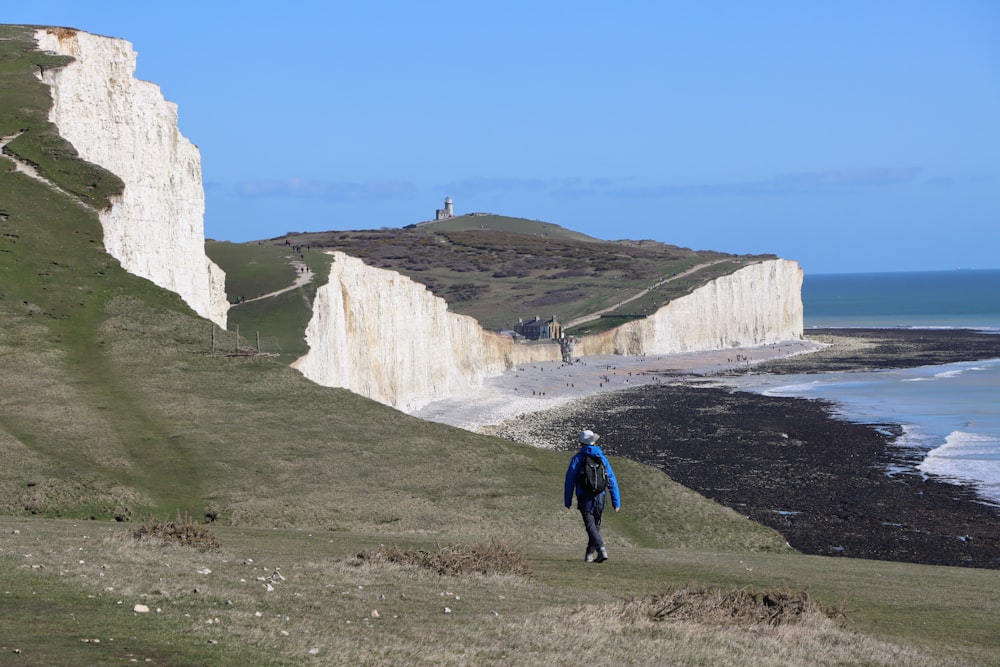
578, 453, 608, 495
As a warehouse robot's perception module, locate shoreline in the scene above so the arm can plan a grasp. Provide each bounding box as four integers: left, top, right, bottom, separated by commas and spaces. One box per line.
473, 328, 1000, 569
412, 339, 825, 432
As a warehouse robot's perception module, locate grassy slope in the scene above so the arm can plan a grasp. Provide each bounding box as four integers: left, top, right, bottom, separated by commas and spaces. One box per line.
206, 241, 333, 362
2, 24, 997, 665
410, 213, 601, 242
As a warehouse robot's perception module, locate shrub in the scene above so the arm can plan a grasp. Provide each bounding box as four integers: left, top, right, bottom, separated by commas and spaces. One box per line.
132, 511, 220, 552
347, 540, 532, 577
619, 586, 847, 628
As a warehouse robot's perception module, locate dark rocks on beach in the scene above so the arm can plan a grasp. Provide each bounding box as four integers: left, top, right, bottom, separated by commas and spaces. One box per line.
746, 327, 1000, 374
593, 383, 999, 568
524, 329, 1000, 569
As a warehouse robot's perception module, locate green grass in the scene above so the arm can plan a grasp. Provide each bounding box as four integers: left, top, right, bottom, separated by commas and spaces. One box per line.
205, 241, 331, 302
206, 241, 333, 361
411, 213, 600, 242
205, 241, 301, 300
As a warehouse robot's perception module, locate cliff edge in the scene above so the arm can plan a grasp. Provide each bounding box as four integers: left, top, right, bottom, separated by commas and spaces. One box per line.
34, 28, 229, 328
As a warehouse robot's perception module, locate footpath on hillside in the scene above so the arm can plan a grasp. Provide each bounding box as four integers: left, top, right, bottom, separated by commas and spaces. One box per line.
563, 258, 731, 329
230, 261, 315, 306
2, 131, 95, 207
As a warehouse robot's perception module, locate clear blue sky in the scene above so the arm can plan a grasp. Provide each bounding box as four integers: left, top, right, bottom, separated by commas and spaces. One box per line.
7, 1, 999, 273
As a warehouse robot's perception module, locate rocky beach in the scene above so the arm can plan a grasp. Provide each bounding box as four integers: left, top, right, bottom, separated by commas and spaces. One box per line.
423, 329, 1000, 569
412, 339, 826, 430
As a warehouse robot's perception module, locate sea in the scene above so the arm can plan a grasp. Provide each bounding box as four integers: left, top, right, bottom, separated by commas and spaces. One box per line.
730, 269, 1000, 506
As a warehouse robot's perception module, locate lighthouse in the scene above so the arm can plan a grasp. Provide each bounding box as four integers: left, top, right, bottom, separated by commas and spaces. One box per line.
435, 196, 454, 221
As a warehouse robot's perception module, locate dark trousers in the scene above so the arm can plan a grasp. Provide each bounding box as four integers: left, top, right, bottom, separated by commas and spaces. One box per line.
578, 492, 606, 552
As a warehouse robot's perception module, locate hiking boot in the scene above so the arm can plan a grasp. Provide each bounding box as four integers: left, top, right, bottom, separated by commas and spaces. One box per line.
595, 547, 609, 563
585, 549, 597, 563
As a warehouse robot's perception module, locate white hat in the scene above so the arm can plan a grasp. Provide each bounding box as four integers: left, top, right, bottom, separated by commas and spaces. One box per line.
579, 430, 600, 445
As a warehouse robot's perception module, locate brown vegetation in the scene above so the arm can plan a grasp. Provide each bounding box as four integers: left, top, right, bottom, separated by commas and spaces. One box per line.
619, 586, 844, 628
50, 27, 79, 40
346, 540, 533, 577
132, 511, 221, 552
268, 218, 772, 329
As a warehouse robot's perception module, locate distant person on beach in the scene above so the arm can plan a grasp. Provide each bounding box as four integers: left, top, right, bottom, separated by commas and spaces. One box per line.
564, 429, 621, 563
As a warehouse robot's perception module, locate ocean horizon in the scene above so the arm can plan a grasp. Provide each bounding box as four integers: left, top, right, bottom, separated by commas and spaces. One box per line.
740, 268, 1000, 505
803, 268, 1000, 331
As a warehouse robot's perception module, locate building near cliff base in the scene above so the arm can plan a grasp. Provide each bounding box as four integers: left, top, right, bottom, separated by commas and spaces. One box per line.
515, 315, 563, 340
435, 196, 454, 220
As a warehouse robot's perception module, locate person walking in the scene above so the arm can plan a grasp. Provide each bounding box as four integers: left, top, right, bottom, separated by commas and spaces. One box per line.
564, 429, 621, 563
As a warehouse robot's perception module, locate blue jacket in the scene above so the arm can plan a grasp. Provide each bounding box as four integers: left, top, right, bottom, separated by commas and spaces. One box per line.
564, 444, 621, 509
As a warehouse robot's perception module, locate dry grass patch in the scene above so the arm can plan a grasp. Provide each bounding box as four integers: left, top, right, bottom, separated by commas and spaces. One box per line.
618, 585, 843, 628
132, 511, 220, 552
346, 540, 532, 577
532, 586, 951, 667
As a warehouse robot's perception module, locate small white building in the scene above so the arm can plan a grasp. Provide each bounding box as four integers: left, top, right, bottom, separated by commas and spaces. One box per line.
435, 196, 454, 220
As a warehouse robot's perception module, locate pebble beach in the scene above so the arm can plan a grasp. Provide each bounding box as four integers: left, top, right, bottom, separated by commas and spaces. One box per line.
412, 339, 824, 435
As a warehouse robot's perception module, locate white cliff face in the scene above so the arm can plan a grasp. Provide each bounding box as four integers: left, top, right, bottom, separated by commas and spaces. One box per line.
295, 253, 803, 411
574, 259, 804, 357
34, 28, 229, 328
294, 252, 546, 412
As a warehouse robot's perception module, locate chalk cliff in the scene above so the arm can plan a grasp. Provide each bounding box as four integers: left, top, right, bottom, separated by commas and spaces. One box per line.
34, 28, 228, 328
293, 253, 557, 412
295, 253, 803, 412
572, 259, 804, 357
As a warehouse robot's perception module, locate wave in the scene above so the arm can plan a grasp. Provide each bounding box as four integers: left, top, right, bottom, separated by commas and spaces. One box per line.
919, 431, 1000, 506
934, 362, 996, 379
906, 326, 1000, 334
760, 380, 825, 396
901, 360, 998, 382
923, 431, 1000, 460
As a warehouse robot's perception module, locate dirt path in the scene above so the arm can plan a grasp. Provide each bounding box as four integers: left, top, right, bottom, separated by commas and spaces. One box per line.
563, 258, 731, 328
231, 261, 315, 306
2, 131, 93, 209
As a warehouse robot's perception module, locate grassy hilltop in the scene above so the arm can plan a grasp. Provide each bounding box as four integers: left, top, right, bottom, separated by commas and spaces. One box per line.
2, 24, 998, 665
257, 218, 774, 333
